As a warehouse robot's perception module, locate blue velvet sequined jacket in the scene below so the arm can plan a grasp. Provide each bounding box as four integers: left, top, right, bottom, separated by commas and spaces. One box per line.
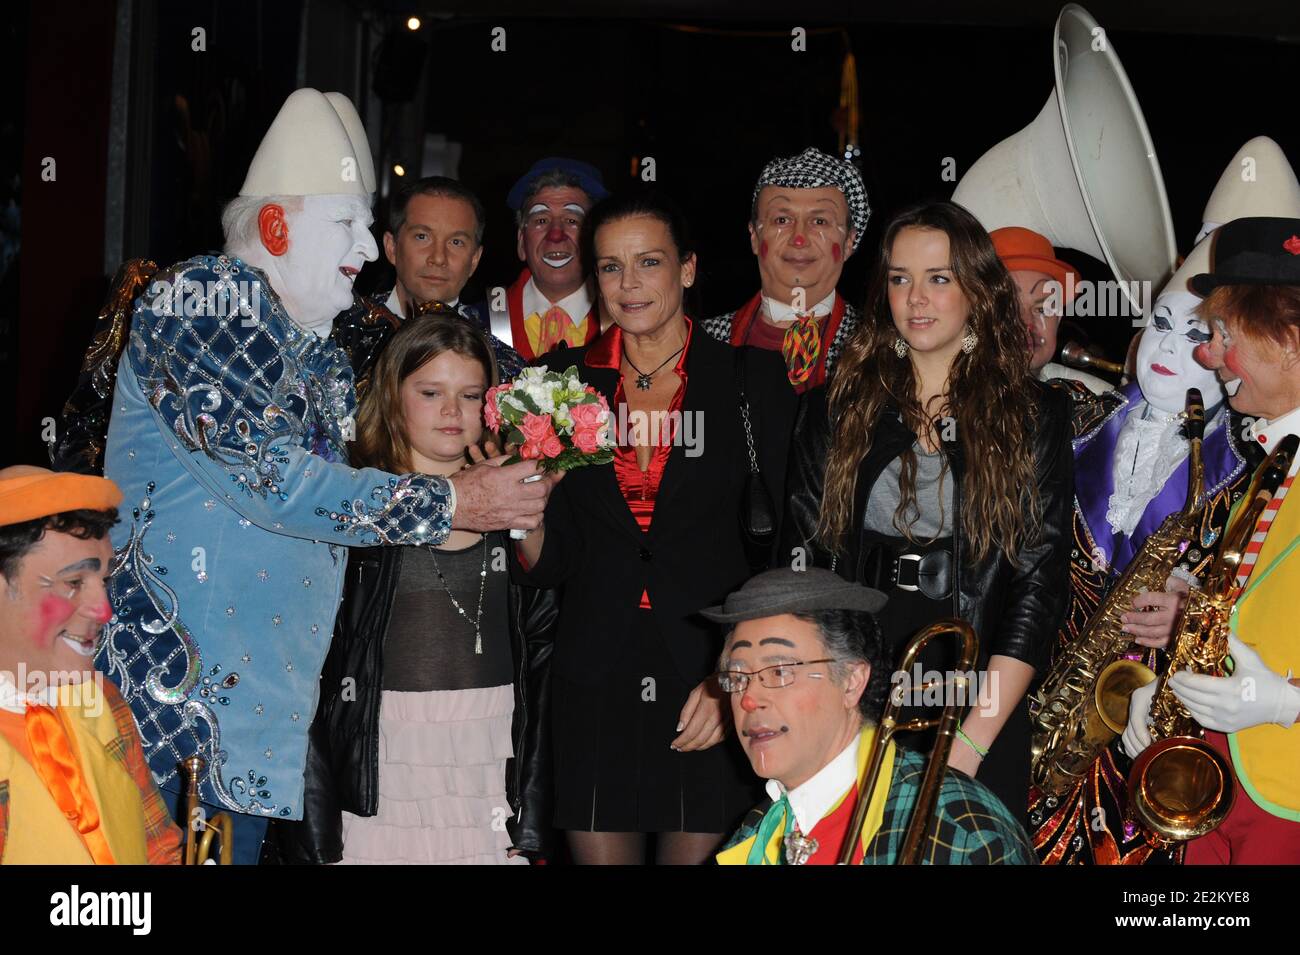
97, 254, 454, 820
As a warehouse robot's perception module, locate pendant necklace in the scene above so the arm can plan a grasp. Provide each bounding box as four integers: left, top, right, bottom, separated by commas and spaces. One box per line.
623, 345, 684, 390
427, 534, 488, 654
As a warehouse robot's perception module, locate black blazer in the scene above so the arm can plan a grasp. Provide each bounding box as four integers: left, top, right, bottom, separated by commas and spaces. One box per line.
513, 325, 797, 685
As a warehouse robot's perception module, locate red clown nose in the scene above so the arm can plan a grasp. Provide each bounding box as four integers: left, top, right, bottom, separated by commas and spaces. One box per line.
791, 234, 808, 248
546, 225, 565, 242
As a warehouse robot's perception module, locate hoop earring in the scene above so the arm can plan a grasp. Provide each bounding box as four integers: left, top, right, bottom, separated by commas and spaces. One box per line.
893, 337, 909, 358
960, 328, 978, 355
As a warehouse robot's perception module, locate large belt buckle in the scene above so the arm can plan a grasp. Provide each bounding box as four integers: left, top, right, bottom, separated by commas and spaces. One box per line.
895, 553, 922, 592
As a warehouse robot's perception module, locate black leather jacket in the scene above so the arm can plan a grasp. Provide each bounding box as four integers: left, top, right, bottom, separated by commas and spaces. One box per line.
780, 381, 1073, 673
263, 533, 557, 862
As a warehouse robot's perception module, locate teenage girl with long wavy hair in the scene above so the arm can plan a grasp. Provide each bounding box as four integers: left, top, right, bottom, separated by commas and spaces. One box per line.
782, 200, 1073, 819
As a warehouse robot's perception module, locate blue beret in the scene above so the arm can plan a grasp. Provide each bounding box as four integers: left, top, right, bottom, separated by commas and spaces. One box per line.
508, 157, 608, 211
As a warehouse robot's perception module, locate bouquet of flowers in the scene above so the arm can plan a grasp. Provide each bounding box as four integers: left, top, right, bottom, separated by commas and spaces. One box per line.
485, 365, 615, 470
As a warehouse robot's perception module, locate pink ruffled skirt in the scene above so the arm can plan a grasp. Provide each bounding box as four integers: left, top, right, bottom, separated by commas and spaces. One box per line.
337, 684, 528, 865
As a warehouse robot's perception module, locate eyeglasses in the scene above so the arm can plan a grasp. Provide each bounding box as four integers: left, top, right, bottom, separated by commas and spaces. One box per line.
715, 660, 838, 694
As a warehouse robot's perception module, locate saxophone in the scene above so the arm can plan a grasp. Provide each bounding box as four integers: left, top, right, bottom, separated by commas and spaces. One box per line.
1128, 432, 1299, 843
1030, 389, 1207, 797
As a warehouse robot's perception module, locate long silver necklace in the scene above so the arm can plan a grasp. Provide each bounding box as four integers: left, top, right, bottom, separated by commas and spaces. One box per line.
427, 534, 488, 654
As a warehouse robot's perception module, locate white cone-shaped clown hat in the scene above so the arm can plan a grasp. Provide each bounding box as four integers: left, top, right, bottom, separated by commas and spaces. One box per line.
1201, 136, 1300, 231
1168, 137, 1300, 295
1157, 232, 1212, 298
239, 88, 374, 198
324, 91, 376, 194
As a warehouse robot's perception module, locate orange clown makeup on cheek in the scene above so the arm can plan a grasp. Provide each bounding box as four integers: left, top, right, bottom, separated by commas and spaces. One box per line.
831, 242, 842, 262
759, 240, 768, 259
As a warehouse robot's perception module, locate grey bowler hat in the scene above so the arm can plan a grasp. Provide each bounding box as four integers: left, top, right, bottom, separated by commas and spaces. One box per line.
699, 567, 887, 624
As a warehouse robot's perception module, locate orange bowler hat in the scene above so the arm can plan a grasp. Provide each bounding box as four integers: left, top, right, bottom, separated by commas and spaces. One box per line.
0, 465, 123, 527
990, 227, 1081, 295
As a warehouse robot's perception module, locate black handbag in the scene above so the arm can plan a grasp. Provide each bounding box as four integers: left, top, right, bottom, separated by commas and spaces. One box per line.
735, 349, 777, 570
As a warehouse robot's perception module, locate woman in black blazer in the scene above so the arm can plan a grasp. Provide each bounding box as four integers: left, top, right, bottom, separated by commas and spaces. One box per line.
513, 191, 795, 864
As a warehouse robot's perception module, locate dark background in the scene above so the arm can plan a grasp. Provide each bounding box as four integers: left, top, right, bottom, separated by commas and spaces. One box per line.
6, 0, 1300, 465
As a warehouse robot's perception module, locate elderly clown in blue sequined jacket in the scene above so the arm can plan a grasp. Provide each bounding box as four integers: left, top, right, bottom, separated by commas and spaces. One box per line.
95, 90, 460, 822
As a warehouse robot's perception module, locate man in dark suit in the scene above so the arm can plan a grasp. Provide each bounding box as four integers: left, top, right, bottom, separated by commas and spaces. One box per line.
330, 176, 523, 392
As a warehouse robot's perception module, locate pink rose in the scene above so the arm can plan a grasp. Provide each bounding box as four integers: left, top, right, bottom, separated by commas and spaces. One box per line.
520, 412, 553, 443
520, 440, 544, 460
541, 434, 565, 458
572, 426, 600, 454
484, 387, 506, 432
570, 401, 605, 432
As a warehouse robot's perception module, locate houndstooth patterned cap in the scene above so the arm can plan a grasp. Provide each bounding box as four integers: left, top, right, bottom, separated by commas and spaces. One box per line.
752, 147, 870, 253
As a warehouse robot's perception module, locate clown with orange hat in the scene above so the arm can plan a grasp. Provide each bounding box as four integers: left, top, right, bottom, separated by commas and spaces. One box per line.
0, 466, 182, 864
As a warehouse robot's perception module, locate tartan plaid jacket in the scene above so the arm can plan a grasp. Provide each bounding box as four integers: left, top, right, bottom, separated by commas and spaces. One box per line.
722, 746, 1038, 865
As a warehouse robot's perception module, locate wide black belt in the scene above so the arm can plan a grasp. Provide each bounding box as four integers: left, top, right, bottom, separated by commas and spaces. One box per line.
861, 542, 953, 601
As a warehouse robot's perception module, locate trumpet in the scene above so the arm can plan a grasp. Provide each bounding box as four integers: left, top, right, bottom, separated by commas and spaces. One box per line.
1060, 341, 1125, 377
1127, 432, 1299, 844
181, 755, 234, 865
837, 618, 979, 865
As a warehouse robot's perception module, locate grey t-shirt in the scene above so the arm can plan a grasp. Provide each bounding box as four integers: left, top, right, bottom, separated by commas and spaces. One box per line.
863, 441, 954, 539
383, 538, 513, 692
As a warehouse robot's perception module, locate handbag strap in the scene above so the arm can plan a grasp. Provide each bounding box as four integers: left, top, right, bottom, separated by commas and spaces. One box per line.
735, 348, 761, 476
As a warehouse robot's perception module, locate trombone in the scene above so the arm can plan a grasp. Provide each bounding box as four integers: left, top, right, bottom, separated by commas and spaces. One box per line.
837, 619, 979, 865
181, 755, 235, 865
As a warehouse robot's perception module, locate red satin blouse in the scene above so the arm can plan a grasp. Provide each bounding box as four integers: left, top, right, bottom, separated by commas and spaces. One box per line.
585, 318, 694, 608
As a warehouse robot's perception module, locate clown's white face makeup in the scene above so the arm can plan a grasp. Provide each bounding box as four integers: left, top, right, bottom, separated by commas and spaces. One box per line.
749, 186, 853, 310
516, 186, 591, 301
274, 194, 378, 336
1136, 290, 1222, 414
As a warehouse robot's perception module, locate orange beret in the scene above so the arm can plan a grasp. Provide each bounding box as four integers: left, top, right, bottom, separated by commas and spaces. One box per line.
0, 466, 123, 527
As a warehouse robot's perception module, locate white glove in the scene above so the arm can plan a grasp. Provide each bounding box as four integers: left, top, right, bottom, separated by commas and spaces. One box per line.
1169, 635, 1300, 734
1121, 680, 1159, 759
